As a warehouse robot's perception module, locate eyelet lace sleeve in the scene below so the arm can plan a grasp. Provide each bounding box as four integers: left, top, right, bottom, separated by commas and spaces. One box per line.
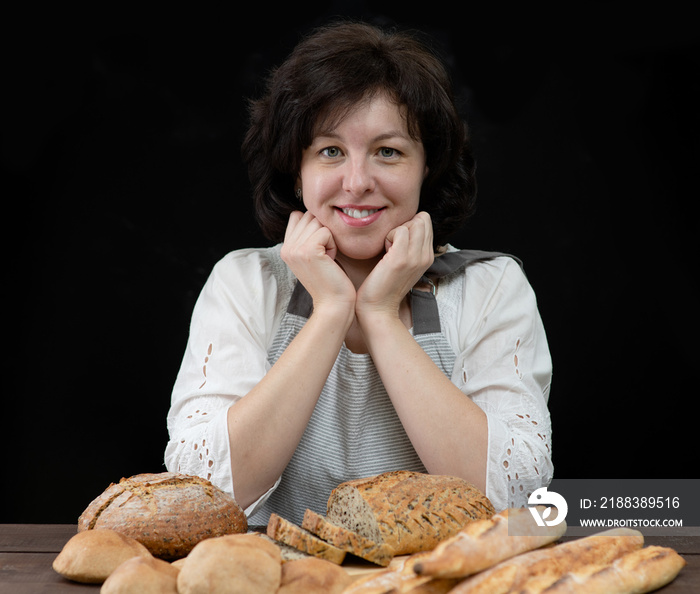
453, 257, 553, 511
164, 247, 289, 505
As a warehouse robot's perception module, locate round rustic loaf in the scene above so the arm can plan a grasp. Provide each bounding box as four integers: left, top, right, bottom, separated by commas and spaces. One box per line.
77, 472, 247, 560
52, 528, 152, 583
278, 556, 353, 594
325, 470, 495, 556
101, 555, 180, 593
177, 534, 282, 594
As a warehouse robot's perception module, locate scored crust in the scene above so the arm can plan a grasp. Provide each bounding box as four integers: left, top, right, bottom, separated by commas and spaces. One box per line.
77, 472, 247, 559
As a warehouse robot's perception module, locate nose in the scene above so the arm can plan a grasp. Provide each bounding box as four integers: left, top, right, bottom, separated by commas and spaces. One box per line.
342, 157, 375, 197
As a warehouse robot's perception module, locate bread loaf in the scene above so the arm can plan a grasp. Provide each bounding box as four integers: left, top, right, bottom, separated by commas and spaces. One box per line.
176, 534, 282, 594
302, 508, 394, 566
278, 556, 354, 594
341, 552, 442, 594
78, 472, 247, 560
267, 513, 347, 564
413, 506, 566, 578
542, 545, 686, 593
325, 470, 494, 556
52, 529, 152, 583
100, 555, 179, 593
449, 527, 644, 594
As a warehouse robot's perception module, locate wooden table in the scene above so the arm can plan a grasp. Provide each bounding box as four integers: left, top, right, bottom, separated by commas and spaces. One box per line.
1, 524, 699, 592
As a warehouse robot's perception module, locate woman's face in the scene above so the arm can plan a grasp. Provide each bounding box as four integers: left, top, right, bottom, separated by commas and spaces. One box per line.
298, 94, 428, 263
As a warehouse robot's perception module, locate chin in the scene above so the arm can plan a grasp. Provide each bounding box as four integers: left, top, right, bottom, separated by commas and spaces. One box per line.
337, 239, 386, 262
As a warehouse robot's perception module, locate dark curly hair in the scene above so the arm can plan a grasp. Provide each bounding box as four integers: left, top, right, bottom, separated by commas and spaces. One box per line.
241, 21, 476, 248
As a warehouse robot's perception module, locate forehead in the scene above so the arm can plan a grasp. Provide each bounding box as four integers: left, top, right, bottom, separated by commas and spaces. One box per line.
312, 92, 413, 139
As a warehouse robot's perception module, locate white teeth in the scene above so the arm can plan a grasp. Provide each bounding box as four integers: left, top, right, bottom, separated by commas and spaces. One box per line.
341, 208, 379, 219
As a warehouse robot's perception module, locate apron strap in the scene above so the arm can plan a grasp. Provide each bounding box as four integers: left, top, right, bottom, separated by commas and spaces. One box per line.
287, 279, 314, 319
286, 250, 521, 335
411, 250, 521, 335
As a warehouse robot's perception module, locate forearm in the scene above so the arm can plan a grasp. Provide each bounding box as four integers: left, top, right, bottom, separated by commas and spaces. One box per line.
227, 304, 353, 509
360, 314, 488, 491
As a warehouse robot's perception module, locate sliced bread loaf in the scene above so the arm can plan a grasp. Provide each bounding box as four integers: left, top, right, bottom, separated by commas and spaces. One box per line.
325, 470, 495, 556
256, 533, 314, 563
301, 509, 394, 567
267, 513, 346, 565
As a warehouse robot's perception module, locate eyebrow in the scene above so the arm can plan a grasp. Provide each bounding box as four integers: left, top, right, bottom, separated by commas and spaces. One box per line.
312, 130, 411, 143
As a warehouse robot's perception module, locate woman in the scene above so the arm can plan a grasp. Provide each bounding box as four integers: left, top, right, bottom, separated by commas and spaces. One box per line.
165, 22, 553, 525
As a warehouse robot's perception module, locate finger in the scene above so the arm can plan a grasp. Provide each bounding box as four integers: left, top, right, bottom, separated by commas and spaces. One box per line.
386, 225, 409, 252
284, 210, 305, 241
409, 212, 434, 259
286, 211, 323, 245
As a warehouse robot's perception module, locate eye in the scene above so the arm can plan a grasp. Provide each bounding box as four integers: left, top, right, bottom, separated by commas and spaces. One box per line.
379, 147, 399, 158
320, 146, 342, 158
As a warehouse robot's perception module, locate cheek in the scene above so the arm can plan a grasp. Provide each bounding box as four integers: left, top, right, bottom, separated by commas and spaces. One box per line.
301, 171, 336, 203
396, 172, 424, 209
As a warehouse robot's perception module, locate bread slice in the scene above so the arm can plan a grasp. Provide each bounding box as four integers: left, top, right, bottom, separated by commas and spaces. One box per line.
325, 470, 495, 556
302, 509, 394, 567
256, 533, 313, 563
267, 513, 346, 565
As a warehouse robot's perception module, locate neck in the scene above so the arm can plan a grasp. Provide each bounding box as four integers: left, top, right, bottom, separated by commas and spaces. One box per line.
335, 252, 383, 290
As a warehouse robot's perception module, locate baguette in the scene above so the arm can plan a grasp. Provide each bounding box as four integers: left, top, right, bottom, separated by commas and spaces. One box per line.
326, 470, 494, 556
542, 545, 686, 593
267, 513, 347, 565
302, 509, 394, 566
413, 506, 566, 578
78, 472, 247, 560
449, 528, 644, 594
340, 553, 431, 594
388, 578, 462, 593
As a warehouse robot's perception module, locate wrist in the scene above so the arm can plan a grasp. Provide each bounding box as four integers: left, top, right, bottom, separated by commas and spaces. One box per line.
355, 305, 404, 339
311, 300, 356, 332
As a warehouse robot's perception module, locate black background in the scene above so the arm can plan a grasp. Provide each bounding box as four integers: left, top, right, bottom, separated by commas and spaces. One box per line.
4, 3, 698, 522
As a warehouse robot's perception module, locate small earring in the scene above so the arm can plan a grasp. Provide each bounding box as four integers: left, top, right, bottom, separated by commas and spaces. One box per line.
295, 188, 303, 201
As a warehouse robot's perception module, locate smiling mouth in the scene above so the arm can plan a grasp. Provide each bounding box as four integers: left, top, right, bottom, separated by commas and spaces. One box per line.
339, 207, 383, 219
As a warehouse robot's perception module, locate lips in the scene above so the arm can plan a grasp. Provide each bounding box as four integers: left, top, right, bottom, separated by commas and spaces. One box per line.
335, 206, 385, 227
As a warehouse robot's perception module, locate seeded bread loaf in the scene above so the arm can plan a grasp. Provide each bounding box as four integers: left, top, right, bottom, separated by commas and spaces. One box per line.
325, 470, 495, 556
256, 533, 314, 562
301, 508, 394, 566
267, 513, 347, 565
77, 472, 247, 560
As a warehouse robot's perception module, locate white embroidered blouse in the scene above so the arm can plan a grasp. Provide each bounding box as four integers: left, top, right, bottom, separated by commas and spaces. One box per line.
165, 244, 553, 516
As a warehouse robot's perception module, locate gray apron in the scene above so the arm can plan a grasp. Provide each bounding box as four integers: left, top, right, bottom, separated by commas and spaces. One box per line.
249, 250, 515, 525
